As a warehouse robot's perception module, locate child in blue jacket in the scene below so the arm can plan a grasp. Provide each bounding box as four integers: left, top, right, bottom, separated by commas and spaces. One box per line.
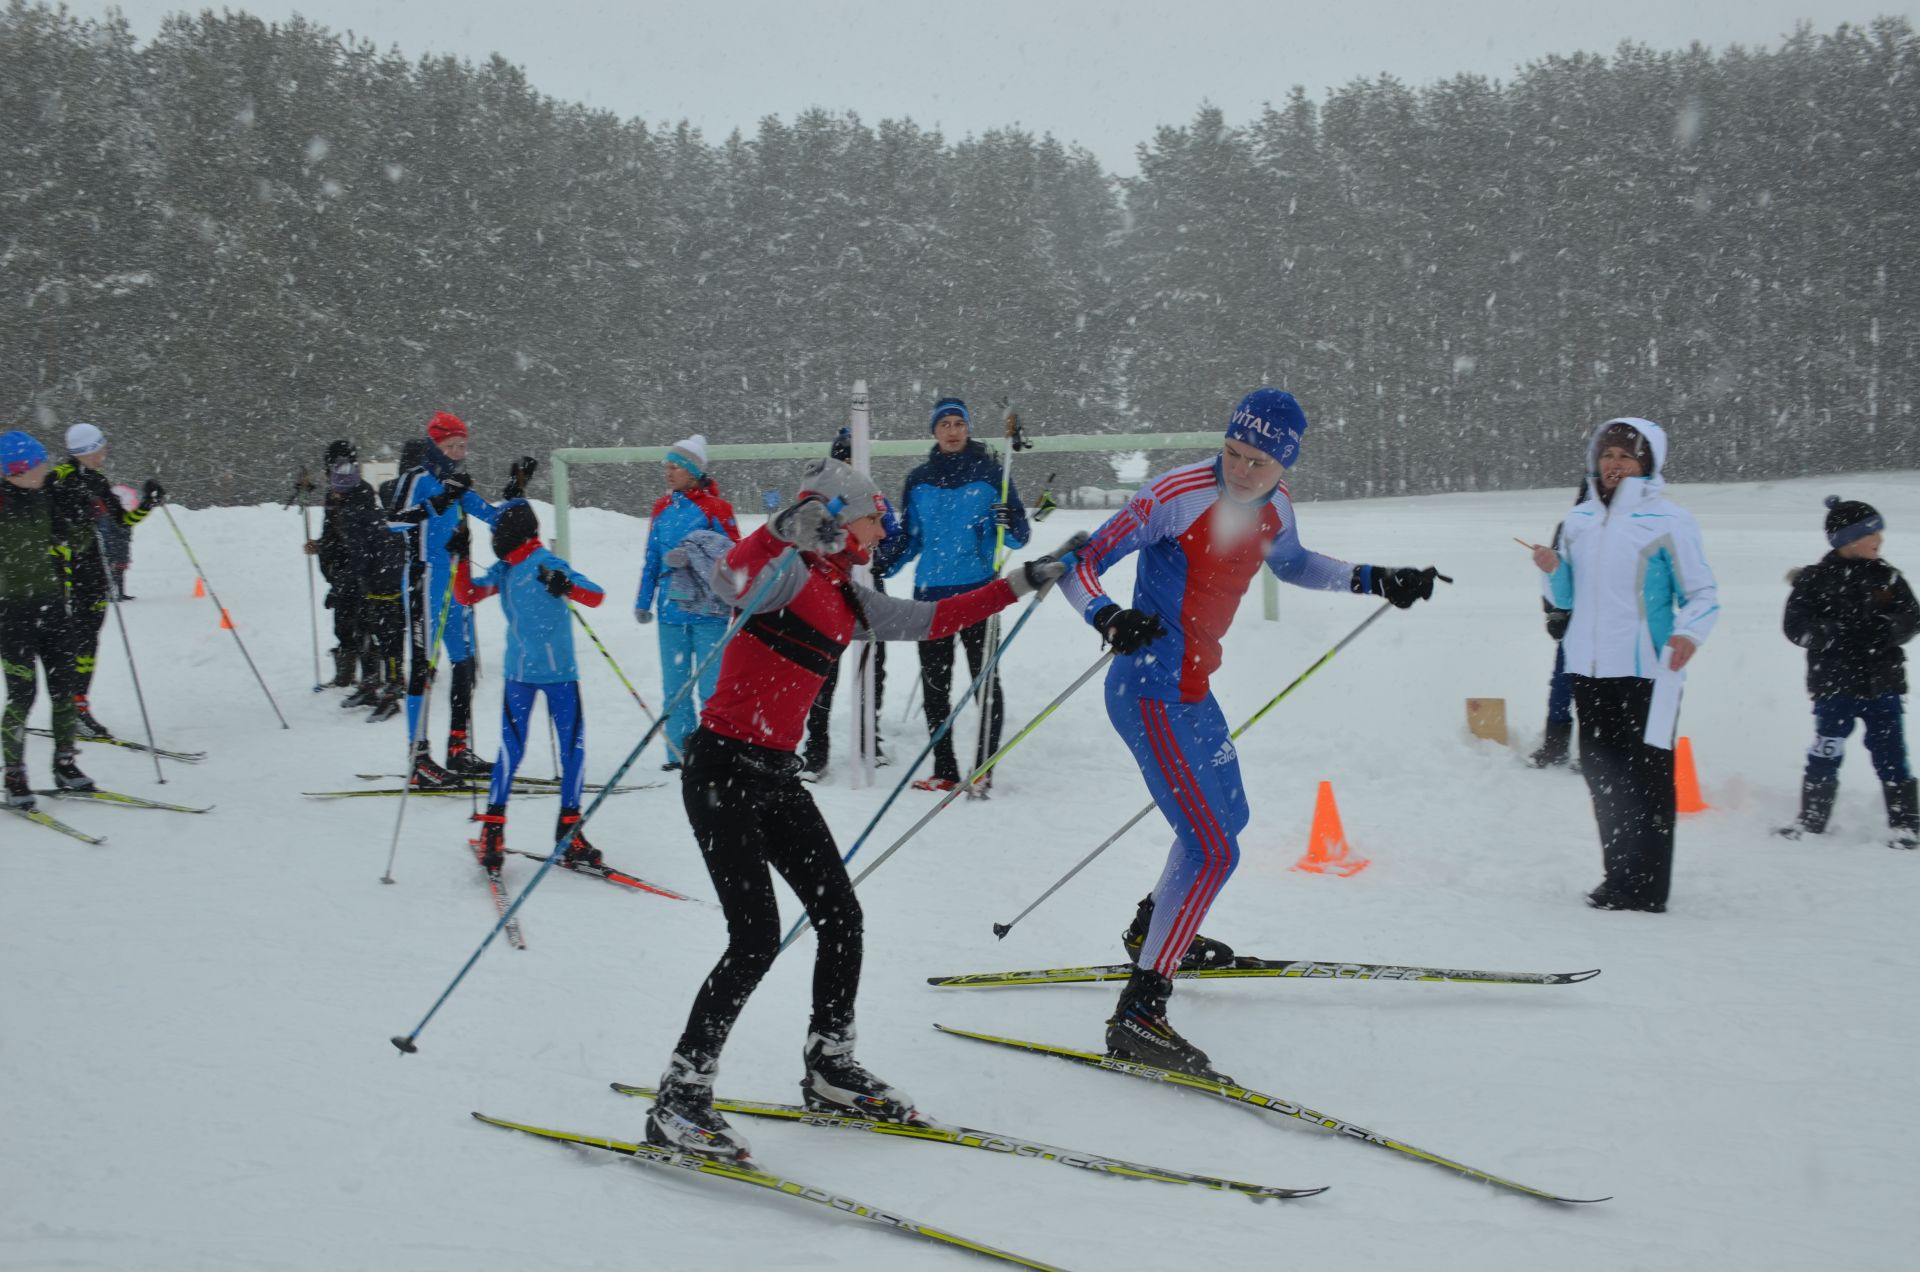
450, 501, 606, 870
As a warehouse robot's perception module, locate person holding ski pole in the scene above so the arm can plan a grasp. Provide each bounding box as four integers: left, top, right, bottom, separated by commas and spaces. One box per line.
884, 397, 1029, 792
448, 500, 607, 870
647, 457, 1079, 1161
304, 441, 388, 694
1058, 388, 1444, 1078
389, 412, 511, 787
2, 431, 94, 808
49, 423, 162, 738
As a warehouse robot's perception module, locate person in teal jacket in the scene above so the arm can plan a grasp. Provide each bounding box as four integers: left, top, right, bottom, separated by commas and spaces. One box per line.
884, 397, 1029, 789
451, 501, 606, 870
635, 434, 741, 768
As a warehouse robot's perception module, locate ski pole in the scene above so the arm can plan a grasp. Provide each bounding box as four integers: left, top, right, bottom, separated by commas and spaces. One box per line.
779, 648, 1112, 953
991, 600, 1398, 940
974, 403, 1028, 775
391, 547, 803, 1055
94, 524, 165, 784
297, 477, 323, 692
159, 504, 289, 729
381, 562, 459, 885
568, 605, 658, 723
817, 584, 1053, 877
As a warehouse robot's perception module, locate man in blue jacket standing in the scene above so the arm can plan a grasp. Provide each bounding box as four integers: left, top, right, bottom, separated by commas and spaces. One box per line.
885, 397, 1028, 791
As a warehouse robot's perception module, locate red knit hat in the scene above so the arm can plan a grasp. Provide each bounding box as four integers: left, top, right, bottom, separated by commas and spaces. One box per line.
427, 411, 469, 443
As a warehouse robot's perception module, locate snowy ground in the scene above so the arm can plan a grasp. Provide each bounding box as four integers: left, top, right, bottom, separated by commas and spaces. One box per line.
5, 472, 1919, 1272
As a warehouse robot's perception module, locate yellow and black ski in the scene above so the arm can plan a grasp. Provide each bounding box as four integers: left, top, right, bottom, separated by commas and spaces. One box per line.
933, 1024, 1609, 1204
472, 1112, 1072, 1270
928, 958, 1601, 988
608, 1083, 1324, 1200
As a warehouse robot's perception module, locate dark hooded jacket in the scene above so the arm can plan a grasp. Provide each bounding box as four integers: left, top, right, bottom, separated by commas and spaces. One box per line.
1783, 553, 1919, 698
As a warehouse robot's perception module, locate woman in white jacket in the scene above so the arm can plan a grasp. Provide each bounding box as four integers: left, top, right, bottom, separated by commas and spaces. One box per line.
1531, 418, 1719, 912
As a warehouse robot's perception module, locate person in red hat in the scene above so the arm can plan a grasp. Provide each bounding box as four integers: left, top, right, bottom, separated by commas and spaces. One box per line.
388, 411, 531, 788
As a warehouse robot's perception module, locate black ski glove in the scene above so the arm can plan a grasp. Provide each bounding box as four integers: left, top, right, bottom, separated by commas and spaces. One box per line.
1091, 603, 1166, 654
1008, 531, 1091, 598
1546, 608, 1571, 642
989, 502, 1016, 529
446, 523, 470, 559
141, 478, 167, 508
430, 472, 473, 514
538, 566, 572, 597
503, 455, 538, 500
1354, 564, 1441, 609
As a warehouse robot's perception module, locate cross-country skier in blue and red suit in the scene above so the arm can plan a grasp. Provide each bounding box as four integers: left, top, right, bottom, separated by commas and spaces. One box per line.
449, 500, 607, 871
1059, 388, 1443, 1077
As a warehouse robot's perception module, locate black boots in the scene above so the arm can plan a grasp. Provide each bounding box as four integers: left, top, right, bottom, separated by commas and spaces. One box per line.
475, 804, 507, 871
800, 1028, 919, 1122
1887, 777, 1919, 850
1776, 778, 1838, 840
1528, 718, 1573, 769
444, 730, 492, 778
1120, 895, 1236, 971
327, 645, 356, 689
5, 765, 34, 811
52, 750, 95, 792
1105, 966, 1222, 1079
556, 808, 601, 867
647, 1051, 751, 1161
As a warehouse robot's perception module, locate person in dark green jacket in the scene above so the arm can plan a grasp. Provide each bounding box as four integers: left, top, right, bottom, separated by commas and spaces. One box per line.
2, 431, 94, 810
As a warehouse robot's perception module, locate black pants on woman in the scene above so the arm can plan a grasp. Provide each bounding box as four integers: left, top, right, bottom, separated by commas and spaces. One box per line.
1571, 675, 1676, 909
918, 617, 1002, 783
673, 727, 863, 1063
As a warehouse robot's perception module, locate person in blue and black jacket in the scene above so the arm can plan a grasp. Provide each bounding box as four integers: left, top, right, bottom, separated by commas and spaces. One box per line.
883, 397, 1029, 791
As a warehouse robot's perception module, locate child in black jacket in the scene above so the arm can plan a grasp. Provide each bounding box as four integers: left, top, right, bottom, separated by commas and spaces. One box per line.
1779, 496, 1920, 847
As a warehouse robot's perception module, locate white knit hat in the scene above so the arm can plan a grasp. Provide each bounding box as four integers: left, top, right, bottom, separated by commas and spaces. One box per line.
66, 422, 106, 456
666, 434, 709, 478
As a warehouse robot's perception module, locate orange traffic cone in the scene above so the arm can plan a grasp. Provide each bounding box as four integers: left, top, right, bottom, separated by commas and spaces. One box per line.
1292, 781, 1370, 876
218, 607, 234, 630
1674, 736, 1709, 814
192, 576, 205, 598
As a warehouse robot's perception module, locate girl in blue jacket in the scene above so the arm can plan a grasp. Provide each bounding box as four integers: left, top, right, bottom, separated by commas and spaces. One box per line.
451, 501, 606, 870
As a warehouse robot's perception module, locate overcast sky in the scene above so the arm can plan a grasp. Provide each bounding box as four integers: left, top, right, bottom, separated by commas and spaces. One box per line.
71, 1, 1920, 174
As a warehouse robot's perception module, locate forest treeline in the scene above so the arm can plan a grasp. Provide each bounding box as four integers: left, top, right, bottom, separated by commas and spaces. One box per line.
3, 2, 1915, 507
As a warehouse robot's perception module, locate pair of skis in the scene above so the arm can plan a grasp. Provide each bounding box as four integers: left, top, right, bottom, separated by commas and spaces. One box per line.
26, 728, 205, 764
6, 786, 215, 844
477, 1066, 1323, 1272
927, 955, 1603, 988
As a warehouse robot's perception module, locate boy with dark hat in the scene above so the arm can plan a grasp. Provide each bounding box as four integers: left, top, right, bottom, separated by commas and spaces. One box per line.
1779, 496, 1919, 847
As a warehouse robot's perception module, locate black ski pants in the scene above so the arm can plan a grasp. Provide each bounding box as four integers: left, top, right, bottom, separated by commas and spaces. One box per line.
673, 727, 862, 1064
3, 596, 79, 768
1571, 675, 1676, 908
361, 588, 405, 684
63, 556, 111, 698
917, 617, 1002, 783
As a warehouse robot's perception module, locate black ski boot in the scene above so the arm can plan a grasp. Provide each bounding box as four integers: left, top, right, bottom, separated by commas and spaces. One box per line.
1105, 966, 1223, 1080
1886, 777, 1918, 850
72, 695, 112, 740
556, 807, 602, 867
646, 1051, 751, 1161
366, 684, 402, 723
408, 743, 464, 791
341, 677, 380, 709
1775, 778, 1838, 840
327, 645, 356, 689
5, 765, 35, 811
801, 1028, 920, 1122
52, 750, 96, 793
444, 730, 492, 778
1120, 895, 1235, 971
474, 804, 507, 872
1528, 719, 1573, 769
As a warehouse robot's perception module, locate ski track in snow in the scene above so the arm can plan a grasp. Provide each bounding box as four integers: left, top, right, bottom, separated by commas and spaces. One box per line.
4, 474, 1918, 1271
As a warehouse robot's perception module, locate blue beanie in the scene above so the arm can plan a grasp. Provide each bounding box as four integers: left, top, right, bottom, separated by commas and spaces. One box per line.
1225, 389, 1309, 469
929, 397, 970, 433
1825, 495, 1885, 549
2, 430, 50, 477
